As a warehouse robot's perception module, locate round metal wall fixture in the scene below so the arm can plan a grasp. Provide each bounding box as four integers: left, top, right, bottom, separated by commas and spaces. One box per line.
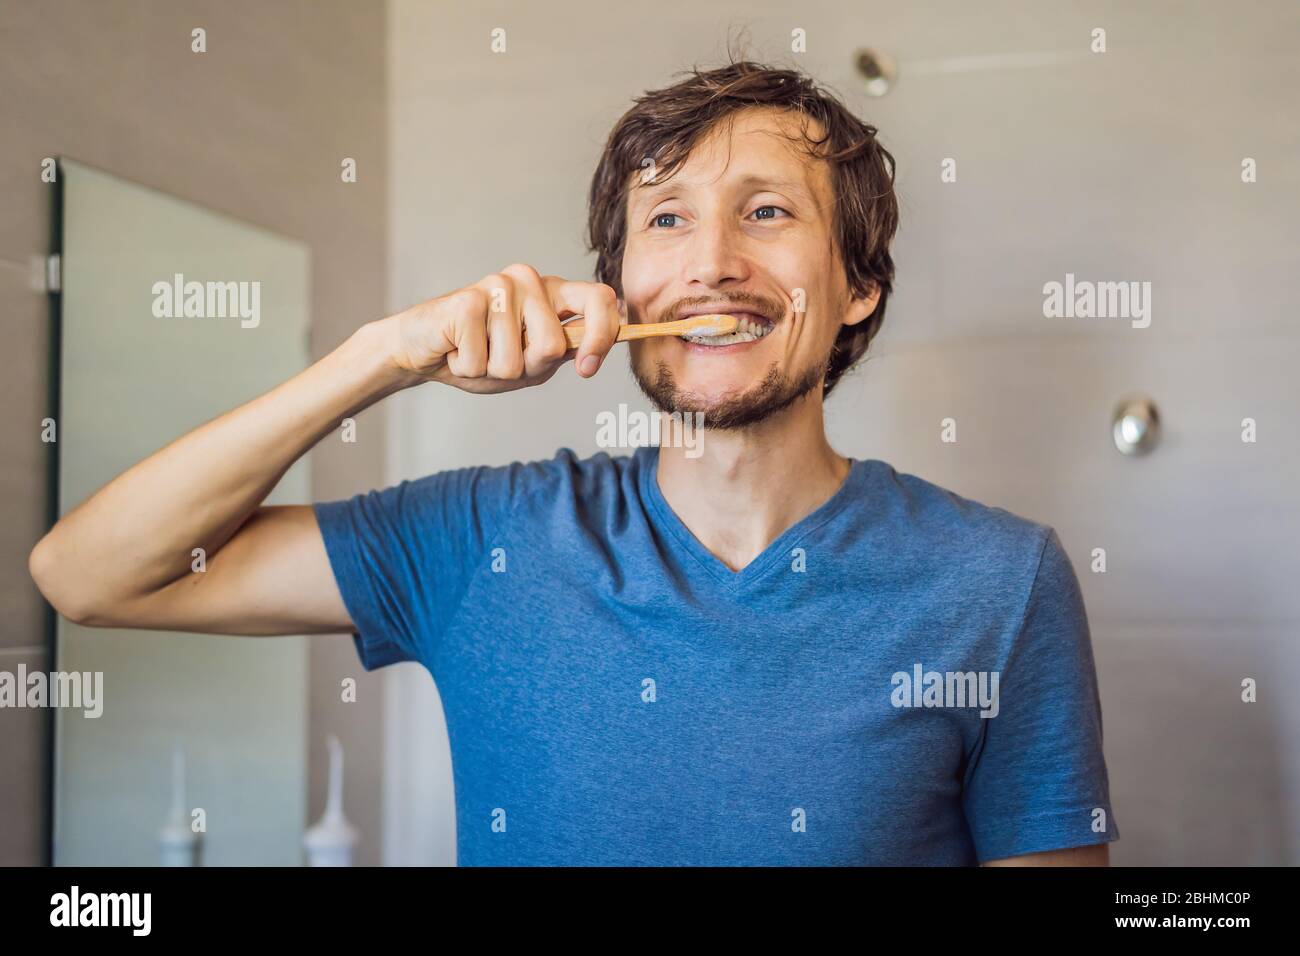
1112, 396, 1161, 456
854, 49, 897, 97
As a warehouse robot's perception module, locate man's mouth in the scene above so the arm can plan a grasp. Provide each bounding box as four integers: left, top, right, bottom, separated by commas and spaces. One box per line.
679, 312, 776, 347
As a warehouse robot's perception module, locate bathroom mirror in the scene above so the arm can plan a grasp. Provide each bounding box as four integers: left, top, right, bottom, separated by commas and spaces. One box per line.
50, 159, 311, 865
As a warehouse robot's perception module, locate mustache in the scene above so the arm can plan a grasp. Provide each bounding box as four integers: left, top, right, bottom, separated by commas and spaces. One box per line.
644, 292, 786, 325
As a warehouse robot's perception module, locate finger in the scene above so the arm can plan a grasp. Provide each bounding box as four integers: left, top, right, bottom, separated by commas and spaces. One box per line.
444, 287, 489, 378
478, 272, 523, 380
545, 278, 621, 378
519, 299, 569, 380
505, 264, 567, 378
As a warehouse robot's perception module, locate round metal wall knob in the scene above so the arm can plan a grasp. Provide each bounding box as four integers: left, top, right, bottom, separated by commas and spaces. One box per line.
854, 49, 897, 97
1112, 396, 1161, 456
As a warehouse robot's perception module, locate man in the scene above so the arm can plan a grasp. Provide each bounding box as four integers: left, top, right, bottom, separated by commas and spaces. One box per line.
29, 61, 1117, 866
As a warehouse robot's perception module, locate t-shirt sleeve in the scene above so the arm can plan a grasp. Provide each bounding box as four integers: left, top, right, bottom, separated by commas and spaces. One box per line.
312, 462, 528, 672
962, 527, 1120, 862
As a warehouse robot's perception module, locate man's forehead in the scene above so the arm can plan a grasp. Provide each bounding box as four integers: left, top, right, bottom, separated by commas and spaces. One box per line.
630, 111, 830, 202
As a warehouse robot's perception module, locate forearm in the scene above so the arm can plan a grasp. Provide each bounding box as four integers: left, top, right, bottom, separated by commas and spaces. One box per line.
30, 317, 416, 619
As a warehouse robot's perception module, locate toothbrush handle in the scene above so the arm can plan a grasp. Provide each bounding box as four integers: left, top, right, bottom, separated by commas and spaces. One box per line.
553, 321, 661, 349
536, 317, 725, 350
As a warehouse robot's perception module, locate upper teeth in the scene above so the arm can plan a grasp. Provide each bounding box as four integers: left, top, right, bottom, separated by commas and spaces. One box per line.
683, 316, 774, 345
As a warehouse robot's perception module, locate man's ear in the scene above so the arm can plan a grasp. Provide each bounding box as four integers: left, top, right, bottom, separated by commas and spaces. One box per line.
842, 282, 882, 328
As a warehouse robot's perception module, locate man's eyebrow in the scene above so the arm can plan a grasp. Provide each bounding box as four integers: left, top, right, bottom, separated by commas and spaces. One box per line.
628, 179, 677, 207
630, 173, 814, 206
730, 173, 814, 199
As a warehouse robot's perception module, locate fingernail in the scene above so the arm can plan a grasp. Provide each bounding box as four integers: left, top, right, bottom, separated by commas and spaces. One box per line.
580, 355, 600, 376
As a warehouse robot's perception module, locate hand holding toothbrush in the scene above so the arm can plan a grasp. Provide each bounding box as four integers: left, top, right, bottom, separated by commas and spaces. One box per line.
380, 263, 737, 395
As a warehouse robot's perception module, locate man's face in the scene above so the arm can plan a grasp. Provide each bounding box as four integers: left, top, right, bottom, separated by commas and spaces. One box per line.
620, 106, 878, 429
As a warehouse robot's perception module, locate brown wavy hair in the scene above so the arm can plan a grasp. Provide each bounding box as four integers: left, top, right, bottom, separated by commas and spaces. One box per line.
586, 59, 899, 397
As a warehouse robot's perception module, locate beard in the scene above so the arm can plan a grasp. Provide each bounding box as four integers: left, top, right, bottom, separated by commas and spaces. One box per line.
631, 351, 828, 431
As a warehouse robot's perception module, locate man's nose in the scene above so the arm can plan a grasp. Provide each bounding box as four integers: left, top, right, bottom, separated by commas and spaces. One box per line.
682, 216, 749, 288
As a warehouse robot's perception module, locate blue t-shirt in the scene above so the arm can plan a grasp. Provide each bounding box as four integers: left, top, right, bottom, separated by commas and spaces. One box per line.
313, 446, 1118, 865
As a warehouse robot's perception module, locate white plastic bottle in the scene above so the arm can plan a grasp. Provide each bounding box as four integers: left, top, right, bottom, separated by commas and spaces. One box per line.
303, 734, 358, 866
158, 740, 201, 866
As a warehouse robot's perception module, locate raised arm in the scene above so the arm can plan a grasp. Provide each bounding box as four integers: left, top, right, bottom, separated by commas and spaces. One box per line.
28, 319, 415, 635
28, 264, 621, 636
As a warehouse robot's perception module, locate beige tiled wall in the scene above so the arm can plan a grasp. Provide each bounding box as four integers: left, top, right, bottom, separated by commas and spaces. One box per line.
385, 0, 1300, 864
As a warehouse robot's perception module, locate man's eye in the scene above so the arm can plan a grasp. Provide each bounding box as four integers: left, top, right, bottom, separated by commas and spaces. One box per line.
751, 205, 789, 221
652, 213, 680, 228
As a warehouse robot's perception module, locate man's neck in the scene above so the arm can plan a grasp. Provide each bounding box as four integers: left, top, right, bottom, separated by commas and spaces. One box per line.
654, 393, 851, 572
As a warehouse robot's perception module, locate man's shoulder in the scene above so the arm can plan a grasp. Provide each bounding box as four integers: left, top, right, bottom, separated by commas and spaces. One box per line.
857, 458, 1056, 573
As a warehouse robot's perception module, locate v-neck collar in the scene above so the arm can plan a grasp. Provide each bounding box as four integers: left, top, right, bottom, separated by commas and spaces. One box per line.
636, 445, 870, 590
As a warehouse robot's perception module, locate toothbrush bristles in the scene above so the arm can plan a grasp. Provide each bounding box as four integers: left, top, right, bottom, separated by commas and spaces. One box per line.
680, 314, 740, 337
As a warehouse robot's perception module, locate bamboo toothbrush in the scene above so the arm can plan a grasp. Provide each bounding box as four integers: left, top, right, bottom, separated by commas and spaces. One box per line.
527, 314, 740, 350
